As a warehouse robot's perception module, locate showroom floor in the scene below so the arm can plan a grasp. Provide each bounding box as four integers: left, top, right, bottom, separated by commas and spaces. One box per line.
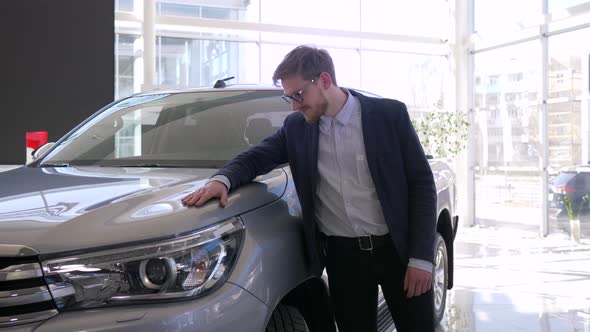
437, 224, 590, 332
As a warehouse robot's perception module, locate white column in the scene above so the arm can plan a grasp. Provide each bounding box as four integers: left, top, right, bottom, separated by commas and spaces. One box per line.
581, 52, 590, 165
540, 0, 549, 236
132, 0, 144, 94
133, 33, 143, 94
452, 0, 475, 227
115, 33, 120, 99
143, 0, 156, 91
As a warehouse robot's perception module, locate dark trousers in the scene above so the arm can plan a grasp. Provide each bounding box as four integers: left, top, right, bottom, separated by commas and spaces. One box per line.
324, 234, 435, 332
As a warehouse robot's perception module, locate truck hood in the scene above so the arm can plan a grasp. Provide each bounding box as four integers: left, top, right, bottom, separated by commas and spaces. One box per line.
0, 166, 286, 255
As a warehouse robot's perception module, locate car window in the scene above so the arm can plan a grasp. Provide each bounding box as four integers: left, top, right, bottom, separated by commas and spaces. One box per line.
551, 172, 576, 185
38, 90, 291, 167
574, 173, 590, 190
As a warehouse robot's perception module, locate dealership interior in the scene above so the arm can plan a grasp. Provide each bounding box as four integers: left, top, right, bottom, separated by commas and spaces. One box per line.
2, 0, 590, 331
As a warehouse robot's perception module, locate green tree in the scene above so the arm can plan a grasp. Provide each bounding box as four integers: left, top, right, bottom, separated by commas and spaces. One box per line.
412, 110, 469, 158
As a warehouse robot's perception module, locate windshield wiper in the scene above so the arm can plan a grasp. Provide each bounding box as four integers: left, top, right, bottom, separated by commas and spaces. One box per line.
114, 163, 162, 167
106, 163, 186, 168
38, 163, 70, 167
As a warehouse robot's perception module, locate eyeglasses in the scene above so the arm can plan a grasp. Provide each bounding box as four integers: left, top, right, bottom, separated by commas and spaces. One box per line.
281, 78, 317, 104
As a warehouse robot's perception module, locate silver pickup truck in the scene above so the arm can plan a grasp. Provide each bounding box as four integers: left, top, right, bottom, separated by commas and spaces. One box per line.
0, 86, 458, 331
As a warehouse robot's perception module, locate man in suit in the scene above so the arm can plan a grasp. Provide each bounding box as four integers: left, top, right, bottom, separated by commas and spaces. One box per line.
182, 45, 437, 332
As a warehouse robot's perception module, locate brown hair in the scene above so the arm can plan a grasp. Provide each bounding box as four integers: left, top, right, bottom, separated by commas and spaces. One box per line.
272, 45, 337, 86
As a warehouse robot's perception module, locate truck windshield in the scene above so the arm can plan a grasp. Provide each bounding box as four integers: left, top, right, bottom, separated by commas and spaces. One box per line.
38, 90, 291, 168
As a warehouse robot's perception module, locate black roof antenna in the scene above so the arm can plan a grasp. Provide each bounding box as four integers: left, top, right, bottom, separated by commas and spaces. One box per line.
213, 76, 235, 88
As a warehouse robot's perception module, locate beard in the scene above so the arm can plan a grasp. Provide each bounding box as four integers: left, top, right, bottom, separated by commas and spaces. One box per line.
301, 99, 328, 124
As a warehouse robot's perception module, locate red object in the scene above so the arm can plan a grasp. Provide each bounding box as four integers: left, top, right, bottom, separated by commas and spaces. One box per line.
557, 185, 576, 193
26, 131, 48, 150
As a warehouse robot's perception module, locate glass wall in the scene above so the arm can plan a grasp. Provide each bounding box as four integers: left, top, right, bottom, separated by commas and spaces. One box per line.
473, 42, 542, 230
114, 0, 452, 120
474, 0, 542, 43
473, 0, 590, 239
547, 27, 590, 237
158, 2, 238, 20
115, 0, 133, 12
361, 52, 449, 116
155, 37, 256, 88
261, 0, 360, 31
115, 34, 140, 100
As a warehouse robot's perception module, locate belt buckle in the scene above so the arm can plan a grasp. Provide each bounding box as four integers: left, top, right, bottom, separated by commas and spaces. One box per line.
358, 236, 373, 251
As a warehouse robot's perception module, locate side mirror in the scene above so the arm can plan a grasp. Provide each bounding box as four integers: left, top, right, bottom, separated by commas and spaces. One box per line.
32, 142, 56, 161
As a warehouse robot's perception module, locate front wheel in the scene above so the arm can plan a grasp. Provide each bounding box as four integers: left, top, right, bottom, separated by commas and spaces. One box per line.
266, 304, 310, 332
433, 232, 448, 324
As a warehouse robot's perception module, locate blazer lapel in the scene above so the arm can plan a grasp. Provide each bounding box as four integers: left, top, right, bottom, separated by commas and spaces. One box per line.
358, 96, 379, 178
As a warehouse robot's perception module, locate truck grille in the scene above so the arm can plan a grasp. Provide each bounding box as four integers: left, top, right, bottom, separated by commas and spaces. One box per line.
0, 246, 57, 328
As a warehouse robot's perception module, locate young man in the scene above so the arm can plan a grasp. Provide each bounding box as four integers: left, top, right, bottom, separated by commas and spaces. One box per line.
182, 45, 437, 332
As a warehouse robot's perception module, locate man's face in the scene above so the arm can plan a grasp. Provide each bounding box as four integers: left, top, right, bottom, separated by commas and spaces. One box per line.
281, 75, 327, 124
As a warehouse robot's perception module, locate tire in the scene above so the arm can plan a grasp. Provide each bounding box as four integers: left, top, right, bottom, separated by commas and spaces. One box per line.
433, 232, 448, 325
266, 304, 310, 332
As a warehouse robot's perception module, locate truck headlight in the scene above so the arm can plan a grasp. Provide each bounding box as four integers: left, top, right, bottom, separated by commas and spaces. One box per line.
41, 217, 244, 310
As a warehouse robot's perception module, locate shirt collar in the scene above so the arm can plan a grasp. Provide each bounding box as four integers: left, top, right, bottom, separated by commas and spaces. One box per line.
319, 88, 355, 134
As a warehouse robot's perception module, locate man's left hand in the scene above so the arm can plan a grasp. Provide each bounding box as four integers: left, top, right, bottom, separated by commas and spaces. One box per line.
404, 266, 432, 298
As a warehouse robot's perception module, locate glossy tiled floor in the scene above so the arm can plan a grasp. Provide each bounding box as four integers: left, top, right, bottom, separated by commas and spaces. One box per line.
437, 224, 590, 332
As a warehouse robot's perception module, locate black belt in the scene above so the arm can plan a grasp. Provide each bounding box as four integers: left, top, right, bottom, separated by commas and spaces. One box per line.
325, 233, 391, 251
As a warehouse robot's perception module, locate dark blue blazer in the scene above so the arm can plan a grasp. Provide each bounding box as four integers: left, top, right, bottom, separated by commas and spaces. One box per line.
216, 90, 437, 275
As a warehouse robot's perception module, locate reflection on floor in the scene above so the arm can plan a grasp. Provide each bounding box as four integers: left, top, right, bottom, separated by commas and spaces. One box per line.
437, 224, 590, 332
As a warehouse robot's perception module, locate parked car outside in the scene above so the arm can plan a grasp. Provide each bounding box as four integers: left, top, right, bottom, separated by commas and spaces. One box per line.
549, 165, 590, 237
0, 85, 459, 331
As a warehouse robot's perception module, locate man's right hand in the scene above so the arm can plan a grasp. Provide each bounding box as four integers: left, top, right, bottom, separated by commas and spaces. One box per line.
181, 180, 228, 207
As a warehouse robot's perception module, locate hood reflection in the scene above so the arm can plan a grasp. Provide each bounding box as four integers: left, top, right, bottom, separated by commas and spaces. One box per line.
0, 166, 285, 254
0, 167, 183, 223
